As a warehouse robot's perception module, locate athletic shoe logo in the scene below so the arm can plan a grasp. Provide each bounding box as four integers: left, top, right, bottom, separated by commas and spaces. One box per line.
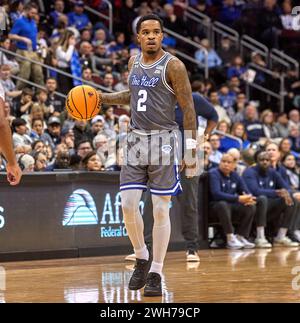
63, 189, 98, 226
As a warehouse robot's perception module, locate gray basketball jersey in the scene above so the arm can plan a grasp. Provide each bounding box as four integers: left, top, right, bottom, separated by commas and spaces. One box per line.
128, 51, 178, 131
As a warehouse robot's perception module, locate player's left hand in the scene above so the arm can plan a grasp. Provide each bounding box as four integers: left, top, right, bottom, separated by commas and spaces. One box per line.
6, 163, 22, 186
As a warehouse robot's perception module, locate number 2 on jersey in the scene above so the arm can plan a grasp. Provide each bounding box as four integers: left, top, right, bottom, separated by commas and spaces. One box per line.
137, 89, 147, 112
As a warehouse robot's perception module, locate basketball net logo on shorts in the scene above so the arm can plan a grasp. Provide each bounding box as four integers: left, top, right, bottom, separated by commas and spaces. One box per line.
62, 189, 143, 238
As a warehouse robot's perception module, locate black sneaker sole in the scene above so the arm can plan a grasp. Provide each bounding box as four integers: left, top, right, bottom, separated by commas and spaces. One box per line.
144, 289, 162, 297
129, 281, 147, 290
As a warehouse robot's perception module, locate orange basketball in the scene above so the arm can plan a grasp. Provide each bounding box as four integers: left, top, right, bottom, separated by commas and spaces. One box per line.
65, 85, 101, 121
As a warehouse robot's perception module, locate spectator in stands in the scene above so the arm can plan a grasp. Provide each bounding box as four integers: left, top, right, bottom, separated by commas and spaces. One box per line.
73, 119, 90, 147
280, 1, 295, 30
60, 128, 76, 156
288, 126, 300, 153
231, 93, 247, 123
55, 30, 78, 94
209, 133, 223, 164
18, 154, 35, 173
81, 151, 103, 171
81, 67, 102, 85
45, 78, 65, 114
218, 120, 240, 152
30, 118, 53, 145
49, 0, 65, 28
114, 70, 129, 92
195, 38, 222, 69
45, 116, 62, 149
46, 150, 71, 171
80, 29, 92, 44
243, 103, 265, 142
79, 41, 93, 69
31, 140, 45, 154
209, 154, 256, 249
227, 148, 247, 176
91, 44, 114, 76
12, 118, 32, 153
9, 0, 24, 25
282, 154, 300, 191
3, 100, 15, 126
162, 3, 187, 35
218, 0, 242, 28
218, 84, 236, 117
0, 37, 20, 74
209, 91, 231, 125
203, 141, 218, 171
279, 138, 300, 161
231, 122, 251, 150
260, 109, 280, 140
87, 115, 105, 141
32, 89, 52, 119
227, 55, 247, 80
67, 0, 92, 31
119, 0, 137, 37
243, 150, 298, 247
288, 109, 300, 132
0, 65, 22, 105
13, 87, 34, 118
93, 134, 116, 170
92, 28, 108, 47
275, 112, 289, 138
9, 2, 44, 90
102, 73, 115, 91
218, 36, 238, 67
33, 151, 48, 172
76, 139, 93, 159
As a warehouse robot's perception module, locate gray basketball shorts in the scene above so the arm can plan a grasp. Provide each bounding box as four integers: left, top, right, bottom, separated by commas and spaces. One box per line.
120, 130, 182, 196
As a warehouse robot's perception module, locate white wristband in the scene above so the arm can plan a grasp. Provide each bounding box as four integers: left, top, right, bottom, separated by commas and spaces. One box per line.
186, 138, 197, 149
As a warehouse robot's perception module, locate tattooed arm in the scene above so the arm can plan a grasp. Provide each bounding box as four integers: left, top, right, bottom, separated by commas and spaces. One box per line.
167, 58, 197, 176
98, 56, 135, 106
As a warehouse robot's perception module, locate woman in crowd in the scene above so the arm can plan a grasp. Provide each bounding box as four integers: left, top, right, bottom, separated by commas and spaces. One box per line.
81, 151, 103, 171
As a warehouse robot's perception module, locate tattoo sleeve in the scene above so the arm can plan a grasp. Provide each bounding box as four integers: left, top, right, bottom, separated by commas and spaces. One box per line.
167, 58, 197, 137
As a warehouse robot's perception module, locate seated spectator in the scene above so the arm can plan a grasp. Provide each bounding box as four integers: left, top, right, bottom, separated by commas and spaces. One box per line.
87, 115, 105, 141
162, 3, 187, 35
275, 112, 289, 138
260, 109, 280, 141
282, 154, 300, 192
218, 36, 238, 67
208, 154, 256, 249
92, 28, 108, 47
0, 65, 22, 105
46, 150, 71, 171
49, 0, 65, 28
209, 133, 223, 164
13, 87, 34, 118
288, 109, 300, 132
76, 139, 93, 159
12, 118, 32, 153
231, 122, 251, 150
102, 105, 118, 134
45, 78, 65, 114
243, 150, 298, 247
0, 37, 20, 75
288, 126, 300, 153
73, 120, 90, 147
81, 67, 102, 85
33, 151, 48, 172
45, 116, 62, 149
32, 89, 52, 119
202, 141, 218, 171
209, 91, 231, 125
218, 84, 236, 115
18, 154, 35, 173
101, 73, 115, 91
217, 120, 241, 152
218, 0, 241, 28
114, 70, 129, 92
280, 1, 295, 30
91, 44, 114, 76
232, 93, 247, 123
227, 148, 247, 176
243, 103, 265, 143
279, 138, 300, 161
195, 38, 222, 69
60, 128, 76, 157
227, 56, 247, 80
80, 28, 92, 44
30, 118, 53, 145
93, 134, 116, 170
67, 0, 92, 31
79, 41, 93, 69
32, 140, 46, 154
107, 32, 126, 55
81, 151, 103, 171
9, 0, 24, 25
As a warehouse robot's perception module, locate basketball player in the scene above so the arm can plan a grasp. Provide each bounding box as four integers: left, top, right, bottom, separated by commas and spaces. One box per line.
0, 83, 22, 185
98, 14, 197, 296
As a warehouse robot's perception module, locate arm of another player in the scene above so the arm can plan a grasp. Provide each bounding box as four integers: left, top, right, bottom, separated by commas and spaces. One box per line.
167, 58, 197, 176
97, 56, 136, 106
0, 96, 22, 185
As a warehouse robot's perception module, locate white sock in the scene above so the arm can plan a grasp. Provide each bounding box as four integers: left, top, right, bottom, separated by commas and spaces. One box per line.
134, 245, 149, 261
149, 261, 163, 276
121, 190, 148, 260
227, 233, 234, 242
276, 228, 287, 240
151, 195, 171, 275
257, 227, 265, 239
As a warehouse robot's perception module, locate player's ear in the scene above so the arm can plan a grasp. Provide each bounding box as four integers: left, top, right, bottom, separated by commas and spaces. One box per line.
136, 33, 141, 44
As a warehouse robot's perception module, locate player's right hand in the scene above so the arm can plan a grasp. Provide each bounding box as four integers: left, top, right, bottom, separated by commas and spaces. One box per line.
6, 163, 22, 186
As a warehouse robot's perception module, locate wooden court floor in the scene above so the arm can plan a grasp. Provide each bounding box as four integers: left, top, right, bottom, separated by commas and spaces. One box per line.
1, 248, 300, 303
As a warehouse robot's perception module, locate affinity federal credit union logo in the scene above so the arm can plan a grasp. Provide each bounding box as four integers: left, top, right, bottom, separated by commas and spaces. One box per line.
63, 189, 144, 238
